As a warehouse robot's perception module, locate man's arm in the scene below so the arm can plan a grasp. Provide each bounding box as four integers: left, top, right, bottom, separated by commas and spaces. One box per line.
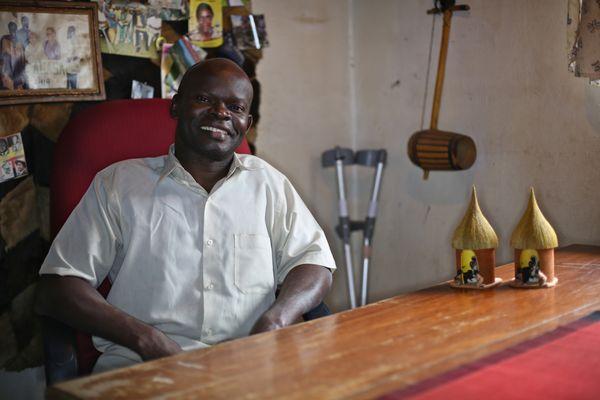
250, 264, 332, 334
35, 275, 182, 361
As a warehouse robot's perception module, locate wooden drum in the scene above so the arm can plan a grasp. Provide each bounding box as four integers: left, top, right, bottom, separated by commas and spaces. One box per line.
408, 129, 476, 171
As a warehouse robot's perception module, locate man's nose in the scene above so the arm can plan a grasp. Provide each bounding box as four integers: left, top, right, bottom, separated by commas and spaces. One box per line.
210, 102, 231, 121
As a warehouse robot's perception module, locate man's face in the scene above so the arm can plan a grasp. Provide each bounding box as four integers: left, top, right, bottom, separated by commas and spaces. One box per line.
173, 65, 253, 161
21, 17, 29, 29
47, 29, 55, 40
8, 22, 16, 36
198, 10, 213, 33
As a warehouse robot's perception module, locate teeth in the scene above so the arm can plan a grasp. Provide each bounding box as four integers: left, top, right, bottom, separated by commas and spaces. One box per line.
200, 126, 227, 134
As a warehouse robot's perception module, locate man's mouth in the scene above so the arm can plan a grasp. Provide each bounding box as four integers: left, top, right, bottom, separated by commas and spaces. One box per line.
200, 125, 229, 141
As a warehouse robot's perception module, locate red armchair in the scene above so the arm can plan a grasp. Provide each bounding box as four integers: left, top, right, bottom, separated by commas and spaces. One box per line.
42, 99, 329, 385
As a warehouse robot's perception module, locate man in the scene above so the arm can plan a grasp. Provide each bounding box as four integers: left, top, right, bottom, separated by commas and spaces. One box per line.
133, 8, 148, 53
16, 16, 30, 49
13, 159, 27, 177
146, 8, 161, 51
0, 23, 16, 90
36, 58, 336, 373
65, 26, 79, 89
0, 21, 27, 89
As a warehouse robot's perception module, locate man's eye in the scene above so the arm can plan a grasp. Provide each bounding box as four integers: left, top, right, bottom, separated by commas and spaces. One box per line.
197, 95, 210, 103
228, 104, 244, 112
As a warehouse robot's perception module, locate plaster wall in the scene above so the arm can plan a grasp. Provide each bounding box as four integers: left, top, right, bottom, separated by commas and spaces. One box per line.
350, 0, 600, 303
252, 0, 354, 310
255, 0, 600, 311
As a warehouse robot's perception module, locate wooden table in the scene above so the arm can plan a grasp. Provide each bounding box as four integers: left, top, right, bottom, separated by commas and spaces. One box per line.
48, 245, 600, 399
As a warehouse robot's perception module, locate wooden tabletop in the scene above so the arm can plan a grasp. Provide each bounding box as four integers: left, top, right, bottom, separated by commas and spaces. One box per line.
48, 245, 600, 400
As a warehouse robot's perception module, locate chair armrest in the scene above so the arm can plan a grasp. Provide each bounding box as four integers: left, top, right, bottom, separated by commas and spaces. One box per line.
41, 316, 78, 385
303, 301, 331, 321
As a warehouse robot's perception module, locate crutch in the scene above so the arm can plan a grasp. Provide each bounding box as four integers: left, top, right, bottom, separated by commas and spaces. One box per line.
355, 150, 387, 306
321, 147, 357, 309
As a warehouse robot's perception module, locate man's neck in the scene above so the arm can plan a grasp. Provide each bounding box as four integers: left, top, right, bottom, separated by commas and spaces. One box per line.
175, 147, 233, 193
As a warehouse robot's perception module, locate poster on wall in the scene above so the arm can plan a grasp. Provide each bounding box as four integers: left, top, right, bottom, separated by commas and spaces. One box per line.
161, 36, 205, 98
0, 1, 105, 105
0, 133, 28, 183
230, 14, 268, 50
188, 0, 223, 48
95, 0, 162, 59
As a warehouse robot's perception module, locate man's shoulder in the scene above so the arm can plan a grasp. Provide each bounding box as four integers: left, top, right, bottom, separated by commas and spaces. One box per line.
95, 155, 165, 184
237, 154, 288, 181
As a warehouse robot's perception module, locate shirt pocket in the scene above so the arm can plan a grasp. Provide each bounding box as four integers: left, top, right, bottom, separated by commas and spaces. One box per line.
234, 233, 274, 294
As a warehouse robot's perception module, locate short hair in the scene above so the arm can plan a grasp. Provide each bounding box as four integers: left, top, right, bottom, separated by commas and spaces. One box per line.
196, 3, 214, 19
47, 27, 56, 34
176, 59, 251, 99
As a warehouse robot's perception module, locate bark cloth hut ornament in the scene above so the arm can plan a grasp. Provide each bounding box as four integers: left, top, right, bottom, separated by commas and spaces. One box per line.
450, 186, 501, 289
509, 188, 558, 289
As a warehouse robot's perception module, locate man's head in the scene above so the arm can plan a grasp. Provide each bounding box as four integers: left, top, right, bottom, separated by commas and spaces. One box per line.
0, 139, 7, 153
171, 58, 253, 162
21, 16, 29, 29
67, 26, 76, 39
14, 160, 26, 175
29, 31, 39, 45
196, 3, 214, 35
46, 27, 56, 40
8, 22, 17, 36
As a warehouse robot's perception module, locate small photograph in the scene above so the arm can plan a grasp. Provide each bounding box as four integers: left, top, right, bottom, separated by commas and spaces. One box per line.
12, 156, 28, 177
131, 79, 154, 99
0, 137, 9, 157
0, 132, 28, 183
95, 0, 162, 59
148, 0, 189, 21
188, 0, 223, 48
230, 14, 268, 50
0, 159, 14, 181
0, 2, 104, 105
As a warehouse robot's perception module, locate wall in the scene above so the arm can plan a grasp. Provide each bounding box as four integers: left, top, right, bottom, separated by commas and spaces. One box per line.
252, 0, 354, 309
255, 0, 600, 310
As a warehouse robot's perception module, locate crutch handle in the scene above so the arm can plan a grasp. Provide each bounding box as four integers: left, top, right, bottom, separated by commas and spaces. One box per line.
321, 147, 355, 167
355, 149, 387, 167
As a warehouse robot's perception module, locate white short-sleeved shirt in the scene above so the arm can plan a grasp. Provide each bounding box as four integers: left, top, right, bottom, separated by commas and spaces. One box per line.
40, 145, 336, 367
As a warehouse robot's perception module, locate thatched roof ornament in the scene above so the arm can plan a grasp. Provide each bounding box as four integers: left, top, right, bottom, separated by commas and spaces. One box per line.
452, 186, 499, 250
510, 188, 558, 250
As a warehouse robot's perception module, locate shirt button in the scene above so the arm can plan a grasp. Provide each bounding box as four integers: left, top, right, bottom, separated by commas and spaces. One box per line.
205, 282, 214, 290
203, 328, 212, 336
206, 239, 214, 247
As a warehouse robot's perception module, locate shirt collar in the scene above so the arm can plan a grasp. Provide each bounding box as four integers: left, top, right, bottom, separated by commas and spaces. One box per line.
159, 144, 261, 184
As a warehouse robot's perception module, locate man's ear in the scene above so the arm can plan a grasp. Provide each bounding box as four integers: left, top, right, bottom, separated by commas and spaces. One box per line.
245, 114, 254, 134
170, 94, 179, 118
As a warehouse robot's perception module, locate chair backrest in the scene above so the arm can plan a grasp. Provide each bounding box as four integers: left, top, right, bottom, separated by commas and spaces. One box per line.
50, 99, 251, 375
51, 98, 250, 236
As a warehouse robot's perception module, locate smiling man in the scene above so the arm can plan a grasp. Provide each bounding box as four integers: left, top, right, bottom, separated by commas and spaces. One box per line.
36, 59, 336, 373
